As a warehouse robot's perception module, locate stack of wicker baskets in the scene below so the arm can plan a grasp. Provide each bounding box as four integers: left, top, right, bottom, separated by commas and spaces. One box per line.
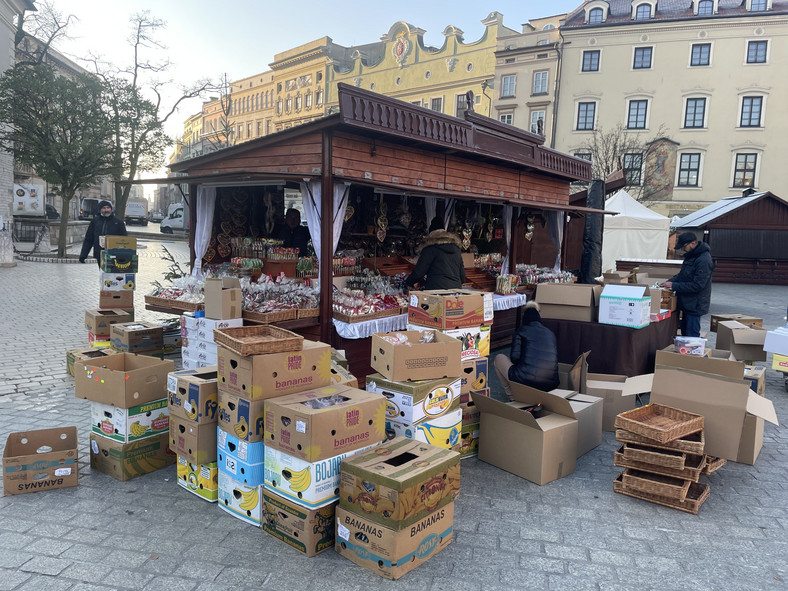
613, 403, 725, 514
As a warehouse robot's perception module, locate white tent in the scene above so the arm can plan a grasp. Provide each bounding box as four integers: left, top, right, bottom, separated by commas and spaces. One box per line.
602, 189, 670, 272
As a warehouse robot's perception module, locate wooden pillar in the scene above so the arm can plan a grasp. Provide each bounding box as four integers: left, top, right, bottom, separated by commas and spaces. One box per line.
319, 130, 334, 343
508, 206, 520, 273
188, 183, 197, 270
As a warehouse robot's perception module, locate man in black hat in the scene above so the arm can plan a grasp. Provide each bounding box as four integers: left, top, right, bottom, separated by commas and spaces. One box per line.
79, 200, 127, 266
662, 232, 714, 337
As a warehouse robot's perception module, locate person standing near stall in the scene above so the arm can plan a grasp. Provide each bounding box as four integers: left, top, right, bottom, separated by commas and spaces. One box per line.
79, 200, 127, 266
405, 217, 465, 290
275, 208, 311, 257
662, 232, 714, 338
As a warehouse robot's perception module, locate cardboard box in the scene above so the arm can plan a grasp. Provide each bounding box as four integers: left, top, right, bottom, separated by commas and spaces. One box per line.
407, 289, 494, 330
91, 398, 169, 443
744, 365, 766, 396
634, 264, 678, 284
460, 356, 489, 394
331, 347, 349, 369
763, 327, 788, 355
100, 248, 138, 274
218, 470, 263, 526
74, 353, 173, 407
545, 389, 603, 457
66, 346, 120, 377
181, 357, 212, 371
216, 340, 331, 400
366, 374, 461, 426
335, 503, 454, 580
264, 385, 387, 462
181, 314, 243, 334
100, 272, 136, 292
436, 324, 491, 361
710, 314, 763, 333
339, 437, 460, 530
461, 387, 489, 405
773, 353, 788, 373
3, 427, 78, 496
217, 426, 265, 485
110, 322, 163, 353
370, 331, 462, 382
204, 277, 242, 320
262, 489, 336, 557
89, 432, 175, 480
474, 384, 578, 485
557, 352, 589, 392
181, 344, 218, 366
652, 350, 778, 464
585, 373, 653, 431
461, 252, 475, 268
167, 367, 218, 424
598, 284, 651, 329
329, 360, 358, 388
384, 408, 462, 451
168, 416, 217, 465
264, 443, 378, 509
99, 235, 137, 250
459, 421, 479, 458
535, 284, 602, 322
218, 389, 265, 442
716, 321, 767, 362
177, 456, 218, 502
84, 309, 135, 335
99, 290, 134, 310
162, 329, 183, 354
602, 270, 632, 284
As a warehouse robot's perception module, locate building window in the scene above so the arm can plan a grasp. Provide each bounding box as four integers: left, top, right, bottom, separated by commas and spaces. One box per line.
533, 71, 548, 95
627, 100, 648, 129
501, 74, 516, 98
247, 123, 252, 138
574, 152, 592, 161
691, 43, 711, 66
623, 153, 643, 185
635, 4, 651, 19
684, 98, 707, 128
747, 40, 767, 63
411, 100, 423, 107
577, 102, 596, 130
750, 0, 767, 9
633, 47, 653, 69
456, 94, 468, 117
305, 92, 312, 108
430, 97, 443, 112
678, 153, 701, 186
316, 90, 323, 105
499, 113, 513, 125
505, 58, 515, 64
256, 121, 261, 136
466, 63, 474, 72
425, 71, 432, 80
582, 50, 600, 72
543, 24, 556, 30
589, 7, 604, 23
530, 110, 546, 134
276, 99, 282, 115
537, 40, 548, 46
733, 153, 757, 187
740, 96, 763, 127
237, 125, 242, 138
286, 97, 292, 112
697, 0, 713, 14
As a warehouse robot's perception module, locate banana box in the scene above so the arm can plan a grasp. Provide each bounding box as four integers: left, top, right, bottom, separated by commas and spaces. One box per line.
100, 272, 136, 292
110, 322, 164, 354
87, 333, 112, 348
408, 289, 494, 330
335, 504, 454, 580
169, 415, 217, 465
177, 456, 218, 502
331, 348, 349, 370
167, 367, 218, 424
366, 374, 461, 426
460, 356, 489, 394
459, 422, 479, 458
339, 436, 460, 530
370, 331, 462, 383
218, 470, 263, 526
460, 388, 490, 406
264, 385, 387, 463
329, 360, 358, 388
217, 340, 332, 401
264, 443, 378, 509
89, 432, 175, 481
3, 427, 79, 496
99, 235, 137, 250
100, 248, 138, 274
217, 390, 265, 442
217, 426, 265, 486
384, 408, 462, 452
91, 398, 169, 443
162, 329, 182, 354
262, 489, 336, 557
66, 346, 119, 377
75, 353, 174, 407
99, 290, 134, 310
85, 309, 134, 336
408, 323, 492, 361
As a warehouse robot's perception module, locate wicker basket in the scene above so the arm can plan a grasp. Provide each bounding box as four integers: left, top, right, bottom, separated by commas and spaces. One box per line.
242, 308, 298, 324
613, 473, 710, 515
144, 295, 204, 312
620, 468, 691, 502
213, 325, 303, 356
702, 456, 727, 475
614, 445, 706, 483
622, 442, 687, 469
615, 429, 705, 455
614, 404, 704, 444
297, 308, 320, 319
332, 307, 402, 324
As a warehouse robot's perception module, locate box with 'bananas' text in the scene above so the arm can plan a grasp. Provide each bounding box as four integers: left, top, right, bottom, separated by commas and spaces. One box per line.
91, 398, 169, 443
167, 367, 218, 424
217, 426, 265, 486
217, 390, 265, 443
218, 470, 263, 526
168, 415, 217, 465
90, 432, 175, 481
262, 489, 336, 557
177, 455, 218, 502
366, 374, 461, 426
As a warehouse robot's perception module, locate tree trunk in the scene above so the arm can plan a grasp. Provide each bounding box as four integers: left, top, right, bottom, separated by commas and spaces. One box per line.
57, 193, 74, 258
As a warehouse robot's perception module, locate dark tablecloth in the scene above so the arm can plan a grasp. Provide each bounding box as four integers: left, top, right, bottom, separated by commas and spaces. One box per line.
542, 315, 678, 376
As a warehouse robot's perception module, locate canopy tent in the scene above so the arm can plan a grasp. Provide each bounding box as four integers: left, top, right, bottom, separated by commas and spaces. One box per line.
602, 190, 670, 272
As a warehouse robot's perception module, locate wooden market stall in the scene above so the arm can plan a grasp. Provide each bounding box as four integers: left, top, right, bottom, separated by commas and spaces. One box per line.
165, 84, 597, 382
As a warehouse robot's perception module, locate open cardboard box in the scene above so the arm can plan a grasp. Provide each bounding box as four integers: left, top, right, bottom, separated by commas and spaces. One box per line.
710, 314, 763, 333
74, 353, 174, 407
585, 372, 654, 432
370, 330, 462, 382
3, 427, 79, 495
715, 321, 767, 362
535, 283, 602, 322
408, 289, 494, 330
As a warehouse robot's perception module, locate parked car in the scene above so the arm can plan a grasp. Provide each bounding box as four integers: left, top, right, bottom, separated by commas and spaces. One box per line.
45, 204, 60, 220
149, 210, 165, 223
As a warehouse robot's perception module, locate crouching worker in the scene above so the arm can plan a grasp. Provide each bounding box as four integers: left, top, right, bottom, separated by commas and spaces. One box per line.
493, 301, 560, 400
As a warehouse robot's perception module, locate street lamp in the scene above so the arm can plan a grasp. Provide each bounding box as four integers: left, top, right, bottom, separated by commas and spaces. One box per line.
480, 79, 492, 117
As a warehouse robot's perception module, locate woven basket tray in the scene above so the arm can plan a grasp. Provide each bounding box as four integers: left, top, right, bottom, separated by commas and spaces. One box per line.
333, 307, 402, 324
702, 456, 727, 475
614, 445, 706, 483
613, 473, 710, 515
615, 429, 705, 455
144, 295, 204, 312
622, 442, 687, 469
620, 468, 691, 502
242, 308, 298, 324
615, 404, 704, 444
297, 308, 320, 319
213, 325, 303, 356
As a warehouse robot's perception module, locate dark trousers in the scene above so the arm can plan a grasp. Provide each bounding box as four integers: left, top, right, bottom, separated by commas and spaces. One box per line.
680, 313, 701, 337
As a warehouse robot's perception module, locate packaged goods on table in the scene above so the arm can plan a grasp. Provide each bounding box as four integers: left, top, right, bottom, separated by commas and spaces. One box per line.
515, 264, 576, 287
241, 274, 319, 318
145, 275, 205, 310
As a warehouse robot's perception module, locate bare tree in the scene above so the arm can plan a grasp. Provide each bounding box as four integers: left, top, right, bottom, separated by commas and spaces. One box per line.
203, 73, 236, 153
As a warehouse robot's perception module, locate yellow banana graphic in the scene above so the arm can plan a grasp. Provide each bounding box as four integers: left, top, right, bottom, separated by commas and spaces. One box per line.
471, 373, 487, 390
185, 406, 197, 420
233, 417, 248, 438
130, 421, 148, 437
284, 467, 311, 492
417, 422, 460, 449
238, 487, 259, 511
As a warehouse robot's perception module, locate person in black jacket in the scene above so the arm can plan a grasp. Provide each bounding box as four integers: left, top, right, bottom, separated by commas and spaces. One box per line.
79, 200, 127, 266
275, 208, 311, 257
405, 217, 465, 290
662, 232, 714, 338
493, 301, 559, 399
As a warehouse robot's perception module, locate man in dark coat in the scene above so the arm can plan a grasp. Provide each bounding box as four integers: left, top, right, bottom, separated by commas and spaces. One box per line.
493, 301, 559, 399
405, 217, 466, 290
663, 231, 714, 338
275, 208, 311, 257
79, 200, 127, 266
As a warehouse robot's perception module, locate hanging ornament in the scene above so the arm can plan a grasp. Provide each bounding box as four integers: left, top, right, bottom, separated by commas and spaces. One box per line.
525, 214, 535, 241
376, 201, 388, 242
344, 205, 355, 222
399, 196, 411, 227
461, 225, 472, 251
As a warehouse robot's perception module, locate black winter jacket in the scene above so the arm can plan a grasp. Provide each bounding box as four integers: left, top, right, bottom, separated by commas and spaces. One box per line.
406, 230, 466, 290
508, 320, 560, 391
80, 214, 127, 262
668, 241, 714, 316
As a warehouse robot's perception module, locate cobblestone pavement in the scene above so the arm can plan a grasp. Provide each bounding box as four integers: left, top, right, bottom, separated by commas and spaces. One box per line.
0, 241, 786, 591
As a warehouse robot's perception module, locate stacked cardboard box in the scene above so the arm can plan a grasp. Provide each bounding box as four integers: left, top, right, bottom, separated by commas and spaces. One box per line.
336, 437, 459, 580
110, 322, 164, 357
99, 235, 137, 313
181, 278, 243, 370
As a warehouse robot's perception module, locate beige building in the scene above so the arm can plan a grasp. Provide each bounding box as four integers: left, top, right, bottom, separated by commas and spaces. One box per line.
228, 71, 276, 140
555, 0, 788, 216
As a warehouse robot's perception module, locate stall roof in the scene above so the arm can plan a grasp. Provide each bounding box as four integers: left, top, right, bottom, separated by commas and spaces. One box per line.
672, 191, 787, 228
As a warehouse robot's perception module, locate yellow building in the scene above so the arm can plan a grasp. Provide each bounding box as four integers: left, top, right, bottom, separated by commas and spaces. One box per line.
228, 71, 276, 141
